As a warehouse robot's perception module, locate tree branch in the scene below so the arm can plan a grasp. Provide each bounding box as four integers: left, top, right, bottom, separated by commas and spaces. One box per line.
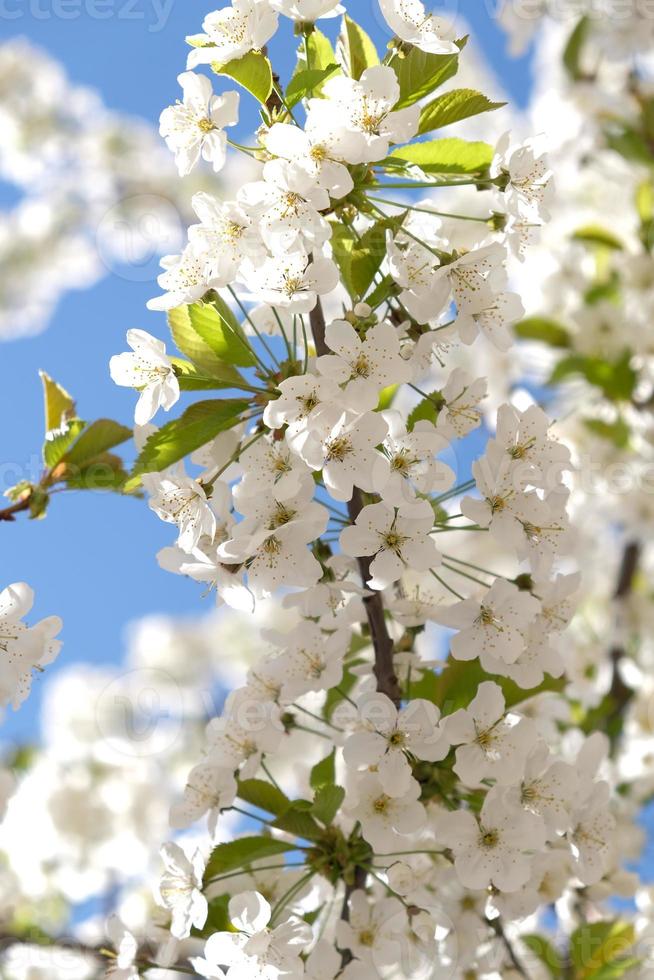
0, 496, 32, 523
308, 300, 401, 707
606, 539, 640, 742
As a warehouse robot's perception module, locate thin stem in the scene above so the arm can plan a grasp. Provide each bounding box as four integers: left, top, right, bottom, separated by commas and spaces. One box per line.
442, 553, 507, 580
430, 569, 464, 600
261, 759, 283, 794
206, 862, 305, 886
369, 179, 497, 189
292, 702, 344, 733
269, 870, 314, 926
228, 805, 276, 826
367, 195, 490, 223
228, 286, 282, 371
486, 917, 532, 980
442, 561, 492, 588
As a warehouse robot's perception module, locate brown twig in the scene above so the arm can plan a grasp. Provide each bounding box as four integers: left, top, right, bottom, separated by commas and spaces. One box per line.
606, 540, 640, 742
0, 496, 32, 522
308, 300, 401, 707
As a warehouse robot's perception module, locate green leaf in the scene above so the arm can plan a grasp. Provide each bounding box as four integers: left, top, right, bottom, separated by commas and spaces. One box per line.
433, 657, 564, 717
407, 391, 443, 430
62, 419, 132, 467
418, 88, 505, 136
331, 218, 404, 299
514, 317, 572, 348
522, 935, 563, 977
563, 16, 590, 80
237, 778, 291, 816
390, 138, 493, 175
583, 416, 630, 449
303, 27, 337, 74
272, 803, 323, 841
286, 64, 339, 107
550, 351, 637, 402
366, 274, 396, 310
310, 750, 336, 790
636, 179, 654, 221
572, 225, 624, 250
194, 895, 230, 937
330, 224, 357, 298
311, 785, 345, 826
378, 384, 398, 410
188, 300, 256, 367
43, 419, 86, 469
169, 306, 246, 383
64, 453, 129, 492
395, 37, 467, 108
171, 358, 244, 391
338, 14, 379, 80
131, 398, 248, 476
605, 122, 654, 166
211, 50, 273, 104
571, 921, 635, 979
204, 836, 297, 884
39, 370, 76, 434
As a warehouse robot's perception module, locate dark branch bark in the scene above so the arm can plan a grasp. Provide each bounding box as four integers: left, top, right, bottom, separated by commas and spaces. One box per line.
0, 496, 31, 522
606, 540, 640, 742
308, 300, 401, 707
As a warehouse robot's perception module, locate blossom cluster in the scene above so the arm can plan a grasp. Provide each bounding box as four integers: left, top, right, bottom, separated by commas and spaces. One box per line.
2, 1, 654, 980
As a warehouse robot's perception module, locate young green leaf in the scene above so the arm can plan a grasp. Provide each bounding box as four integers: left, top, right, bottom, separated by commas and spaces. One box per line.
286, 64, 340, 107
39, 370, 76, 434
131, 398, 248, 476
188, 300, 256, 367
211, 50, 273, 104
338, 14, 379, 80
394, 37, 467, 108
563, 16, 590, 81
168, 306, 247, 383
521, 935, 563, 978
43, 419, 86, 469
418, 88, 505, 136
514, 317, 572, 348
311, 785, 345, 826
310, 749, 336, 790
204, 836, 297, 884
61, 419, 132, 467
237, 778, 291, 816
272, 803, 323, 841
390, 137, 493, 175
171, 358, 245, 391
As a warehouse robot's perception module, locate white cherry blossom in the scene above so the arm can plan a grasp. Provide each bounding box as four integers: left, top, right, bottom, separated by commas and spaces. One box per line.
438, 786, 546, 892
433, 579, 540, 667
109, 329, 180, 425
270, 0, 343, 20
316, 319, 413, 413
191, 891, 311, 980
156, 841, 208, 940
301, 410, 390, 501
148, 472, 217, 553
379, 0, 460, 54
308, 66, 420, 164
159, 72, 239, 176
346, 771, 427, 850
442, 681, 537, 786
339, 499, 440, 590
187, 0, 279, 69
344, 691, 449, 794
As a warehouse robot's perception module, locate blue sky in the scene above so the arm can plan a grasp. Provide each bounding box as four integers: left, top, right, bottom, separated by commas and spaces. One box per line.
0, 4, 533, 746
